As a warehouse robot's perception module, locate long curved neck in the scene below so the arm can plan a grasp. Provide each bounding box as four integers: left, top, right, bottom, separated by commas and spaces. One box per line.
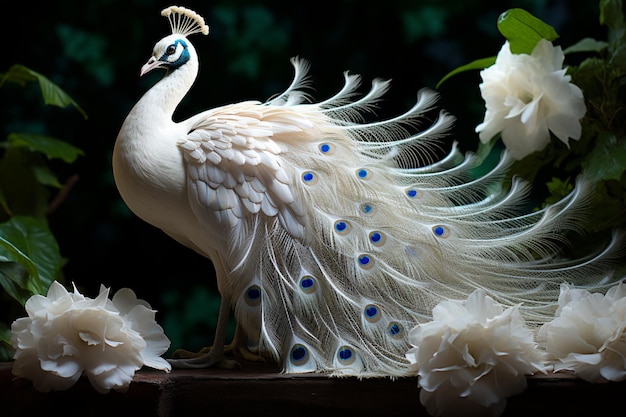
133, 59, 199, 125
112, 54, 200, 233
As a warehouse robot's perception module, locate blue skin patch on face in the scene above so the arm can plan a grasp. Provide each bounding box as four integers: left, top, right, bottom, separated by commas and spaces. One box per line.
160, 39, 190, 70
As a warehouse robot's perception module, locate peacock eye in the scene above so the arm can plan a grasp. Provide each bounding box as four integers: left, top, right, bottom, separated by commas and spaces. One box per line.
166, 45, 176, 55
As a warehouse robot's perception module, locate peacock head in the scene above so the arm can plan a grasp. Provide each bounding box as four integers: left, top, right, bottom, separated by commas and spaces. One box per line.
140, 6, 209, 77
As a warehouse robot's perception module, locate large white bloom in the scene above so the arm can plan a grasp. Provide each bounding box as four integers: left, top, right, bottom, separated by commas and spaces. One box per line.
475, 39, 586, 160
538, 282, 626, 383
11, 281, 171, 393
406, 290, 546, 417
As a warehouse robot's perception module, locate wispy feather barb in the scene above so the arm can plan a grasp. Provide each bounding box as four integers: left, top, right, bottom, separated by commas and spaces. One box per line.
161, 5, 209, 37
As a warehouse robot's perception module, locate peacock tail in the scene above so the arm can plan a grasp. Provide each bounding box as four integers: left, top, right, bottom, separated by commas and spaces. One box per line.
179, 57, 622, 377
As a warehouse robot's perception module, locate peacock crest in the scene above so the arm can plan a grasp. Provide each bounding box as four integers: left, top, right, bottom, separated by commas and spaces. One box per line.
161, 5, 209, 37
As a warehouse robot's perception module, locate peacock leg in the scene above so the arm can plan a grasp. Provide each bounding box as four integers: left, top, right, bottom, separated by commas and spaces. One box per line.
223, 323, 267, 362
168, 294, 240, 369
172, 321, 267, 363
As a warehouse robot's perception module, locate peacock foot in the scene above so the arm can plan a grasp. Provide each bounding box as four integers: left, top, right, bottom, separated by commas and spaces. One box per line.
228, 344, 268, 363
171, 346, 212, 359
171, 343, 267, 364
168, 349, 241, 369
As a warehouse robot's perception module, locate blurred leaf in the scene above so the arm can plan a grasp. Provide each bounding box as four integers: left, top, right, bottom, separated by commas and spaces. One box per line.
56, 24, 115, 88
0, 64, 88, 119
0, 321, 10, 344
583, 132, 626, 182
0, 147, 50, 219
214, 5, 289, 79
564, 37, 609, 54
436, 56, 495, 88
402, 6, 447, 42
600, 0, 625, 44
497, 8, 559, 54
0, 216, 61, 303
0, 321, 12, 361
543, 177, 574, 206
0, 261, 34, 305
8, 133, 84, 164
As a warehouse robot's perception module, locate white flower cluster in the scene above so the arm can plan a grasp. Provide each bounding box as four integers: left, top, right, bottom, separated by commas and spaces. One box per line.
476, 39, 586, 160
406, 283, 626, 417
539, 282, 626, 383
406, 290, 546, 417
11, 281, 171, 393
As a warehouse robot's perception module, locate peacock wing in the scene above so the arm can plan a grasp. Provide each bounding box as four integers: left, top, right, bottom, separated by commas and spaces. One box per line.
177, 101, 315, 245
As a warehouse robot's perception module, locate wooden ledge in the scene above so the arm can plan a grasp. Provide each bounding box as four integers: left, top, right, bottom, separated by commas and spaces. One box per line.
1, 361, 622, 416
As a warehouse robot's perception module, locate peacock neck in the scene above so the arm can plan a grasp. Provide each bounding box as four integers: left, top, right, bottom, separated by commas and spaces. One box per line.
113, 57, 199, 225
135, 60, 198, 124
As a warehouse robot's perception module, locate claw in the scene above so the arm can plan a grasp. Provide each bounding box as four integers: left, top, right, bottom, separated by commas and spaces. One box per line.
171, 346, 211, 359
168, 350, 241, 369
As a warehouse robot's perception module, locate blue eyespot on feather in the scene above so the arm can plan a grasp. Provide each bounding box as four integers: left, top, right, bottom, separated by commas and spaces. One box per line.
334, 220, 352, 236
336, 346, 356, 365
369, 231, 386, 247
357, 254, 375, 270
405, 188, 422, 199
302, 171, 318, 185
244, 285, 261, 307
299, 275, 317, 294
290, 343, 309, 366
387, 322, 404, 339
432, 225, 450, 238
360, 203, 375, 215
364, 304, 382, 323
356, 168, 371, 180
318, 142, 335, 155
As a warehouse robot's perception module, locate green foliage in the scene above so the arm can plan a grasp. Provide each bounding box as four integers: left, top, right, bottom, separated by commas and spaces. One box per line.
438, 1, 626, 238
2, 65, 87, 119
437, 8, 559, 87
531, 0, 626, 233
436, 57, 496, 88
0, 64, 84, 359
496, 8, 559, 54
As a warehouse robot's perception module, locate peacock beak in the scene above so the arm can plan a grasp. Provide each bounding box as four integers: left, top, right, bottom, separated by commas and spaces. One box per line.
140, 57, 164, 76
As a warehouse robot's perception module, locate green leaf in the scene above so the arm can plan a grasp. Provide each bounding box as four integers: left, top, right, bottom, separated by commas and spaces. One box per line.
583, 132, 626, 182
544, 177, 574, 206
436, 56, 496, 88
497, 8, 559, 54
7, 133, 84, 164
0, 321, 10, 344
0, 64, 87, 119
0, 321, 13, 361
0, 216, 62, 301
0, 147, 51, 219
563, 37, 609, 54
0, 261, 35, 305
600, 0, 625, 43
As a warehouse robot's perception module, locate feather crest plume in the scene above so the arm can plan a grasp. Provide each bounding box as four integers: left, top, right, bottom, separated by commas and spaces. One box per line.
161, 5, 209, 36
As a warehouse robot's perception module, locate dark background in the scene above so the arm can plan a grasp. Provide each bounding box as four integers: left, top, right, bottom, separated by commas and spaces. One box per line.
3, 0, 606, 353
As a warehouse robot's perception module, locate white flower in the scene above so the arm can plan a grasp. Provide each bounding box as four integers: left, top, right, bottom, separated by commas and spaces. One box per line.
475, 39, 586, 160
406, 290, 547, 417
538, 282, 626, 383
11, 281, 171, 393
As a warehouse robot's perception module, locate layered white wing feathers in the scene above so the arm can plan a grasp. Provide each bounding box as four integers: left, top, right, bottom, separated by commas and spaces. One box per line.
177, 101, 319, 241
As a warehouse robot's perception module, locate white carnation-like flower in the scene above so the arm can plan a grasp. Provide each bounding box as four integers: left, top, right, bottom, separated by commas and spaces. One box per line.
475, 39, 586, 160
538, 282, 626, 383
11, 281, 171, 393
406, 290, 547, 417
